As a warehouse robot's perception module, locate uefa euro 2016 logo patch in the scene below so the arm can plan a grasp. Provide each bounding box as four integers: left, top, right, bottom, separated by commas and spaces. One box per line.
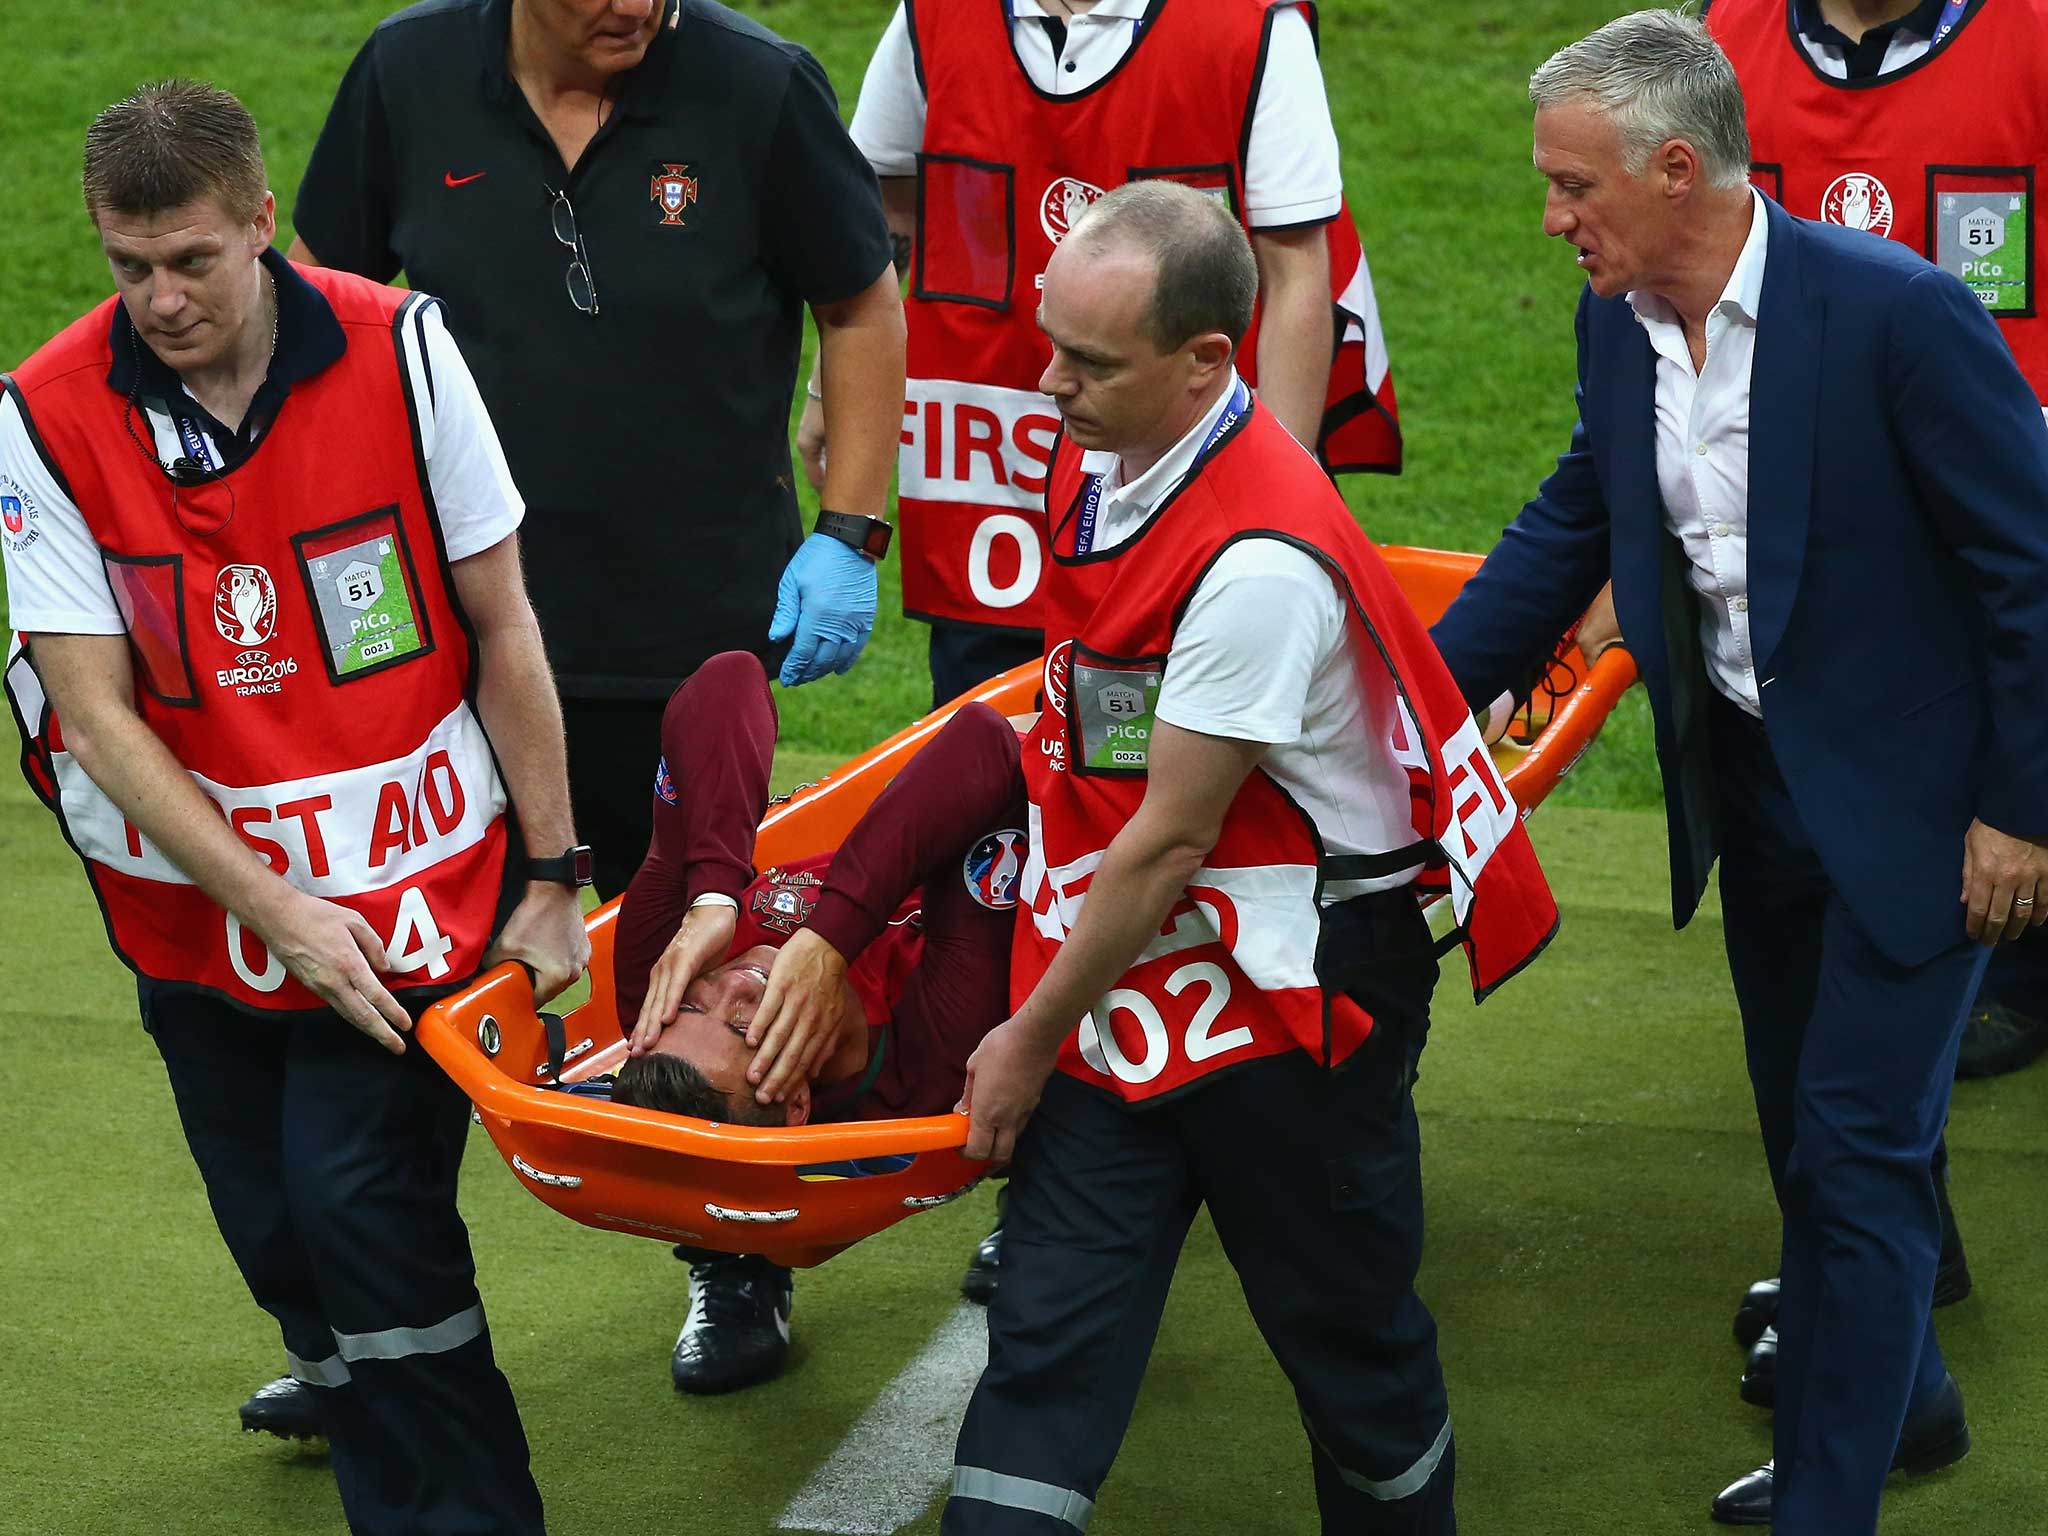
1819, 172, 1894, 239
963, 828, 1027, 910
653, 757, 677, 805
1040, 176, 1106, 246
213, 563, 278, 647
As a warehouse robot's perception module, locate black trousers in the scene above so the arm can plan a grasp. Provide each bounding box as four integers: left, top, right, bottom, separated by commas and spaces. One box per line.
143, 983, 544, 1536
560, 696, 671, 900
945, 892, 1454, 1534
927, 621, 1043, 712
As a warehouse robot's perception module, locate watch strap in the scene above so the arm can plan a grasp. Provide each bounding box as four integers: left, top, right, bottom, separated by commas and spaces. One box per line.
528, 846, 595, 888
815, 510, 893, 560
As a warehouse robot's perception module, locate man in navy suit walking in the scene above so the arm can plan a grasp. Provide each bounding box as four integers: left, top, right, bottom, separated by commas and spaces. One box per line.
1430, 11, 2048, 1531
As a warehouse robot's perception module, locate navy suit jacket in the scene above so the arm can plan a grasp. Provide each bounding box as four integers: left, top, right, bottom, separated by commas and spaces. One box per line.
1433, 197, 2048, 967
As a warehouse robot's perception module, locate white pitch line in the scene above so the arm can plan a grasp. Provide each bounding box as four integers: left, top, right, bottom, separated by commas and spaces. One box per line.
777, 1301, 989, 1535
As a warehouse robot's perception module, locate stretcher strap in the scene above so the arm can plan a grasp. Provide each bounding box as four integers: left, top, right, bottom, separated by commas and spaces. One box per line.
540, 1011, 567, 1084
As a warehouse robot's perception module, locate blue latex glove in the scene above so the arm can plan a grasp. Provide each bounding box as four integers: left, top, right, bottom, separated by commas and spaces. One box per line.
768, 533, 877, 686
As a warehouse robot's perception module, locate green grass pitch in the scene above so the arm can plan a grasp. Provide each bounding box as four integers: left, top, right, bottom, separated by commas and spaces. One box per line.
1, 2, 2043, 1533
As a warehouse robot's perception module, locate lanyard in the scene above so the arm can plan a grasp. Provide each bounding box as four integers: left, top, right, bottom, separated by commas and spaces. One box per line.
1931, 0, 1969, 44
1073, 376, 1251, 556
173, 407, 218, 472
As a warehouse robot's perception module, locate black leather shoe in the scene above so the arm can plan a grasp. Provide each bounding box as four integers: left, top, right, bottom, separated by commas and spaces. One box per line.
1710, 1461, 1773, 1526
1734, 1245, 1968, 1360
1733, 1276, 1779, 1350
1955, 1000, 2048, 1080
670, 1254, 793, 1394
1710, 1375, 1970, 1524
1893, 1373, 1970, 1476
1933, 1168, 1973, 1307
238, 1375, 322, 1440
961, 1224, 1002, 1305
1739, 1327, 1776, 1407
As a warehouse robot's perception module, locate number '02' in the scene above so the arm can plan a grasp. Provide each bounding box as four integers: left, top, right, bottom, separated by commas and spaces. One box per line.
1080, 961, 1250, 1085
226, 886, 454, 994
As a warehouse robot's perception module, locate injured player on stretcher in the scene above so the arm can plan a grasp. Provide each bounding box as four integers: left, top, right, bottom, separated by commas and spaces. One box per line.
590, 650, 1027, 1126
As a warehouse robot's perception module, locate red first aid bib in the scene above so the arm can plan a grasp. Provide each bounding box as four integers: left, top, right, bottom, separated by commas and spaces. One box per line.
1015, 401, 1556, 1105
900, 0, 1402, 634
1710, 0, 2048, 398
6, 269, 512, 1010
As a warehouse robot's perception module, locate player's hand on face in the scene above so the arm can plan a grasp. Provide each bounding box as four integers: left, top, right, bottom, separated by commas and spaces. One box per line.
748, 927, 850, 1103
257, 889, 413, 1054
957, 1016, 1062, 1168
483, 884, 591, 1005
630, 902, 737, 1054
1961, 819, 2048, 946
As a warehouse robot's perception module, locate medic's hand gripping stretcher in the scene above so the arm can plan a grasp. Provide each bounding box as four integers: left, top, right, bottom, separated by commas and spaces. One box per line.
415, 548, 1637, 1268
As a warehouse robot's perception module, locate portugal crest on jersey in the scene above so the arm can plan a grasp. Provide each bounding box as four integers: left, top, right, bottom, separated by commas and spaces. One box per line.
751, 867, 823, 934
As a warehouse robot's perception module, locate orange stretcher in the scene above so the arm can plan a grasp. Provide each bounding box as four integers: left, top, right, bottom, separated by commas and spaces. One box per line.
415, 547, 1638, 1267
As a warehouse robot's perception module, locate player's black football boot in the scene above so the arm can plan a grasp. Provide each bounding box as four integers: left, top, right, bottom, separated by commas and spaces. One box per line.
238, 1375, 322, 1440
670, 1253, 794, 1394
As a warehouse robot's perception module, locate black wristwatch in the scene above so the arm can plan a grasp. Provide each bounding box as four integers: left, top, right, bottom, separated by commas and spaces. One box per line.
527, 846, 595, 889
815, 509, 893, 561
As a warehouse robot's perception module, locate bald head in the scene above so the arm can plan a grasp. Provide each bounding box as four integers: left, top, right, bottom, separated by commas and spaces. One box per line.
1065, 180, 1258, 355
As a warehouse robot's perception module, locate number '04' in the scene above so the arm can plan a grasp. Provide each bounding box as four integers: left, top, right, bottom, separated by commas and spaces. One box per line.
225, 886, 453, 994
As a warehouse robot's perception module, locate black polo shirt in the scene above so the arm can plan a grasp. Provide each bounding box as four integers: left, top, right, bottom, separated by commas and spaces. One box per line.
294, 0, 893, 698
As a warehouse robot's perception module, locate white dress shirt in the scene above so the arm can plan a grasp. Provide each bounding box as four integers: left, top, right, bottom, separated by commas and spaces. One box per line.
1079, 377, 1420, 893
849, 0, 1342, 229
1629, 189, 1771, 717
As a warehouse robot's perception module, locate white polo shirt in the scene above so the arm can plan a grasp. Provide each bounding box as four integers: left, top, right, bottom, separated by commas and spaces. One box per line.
849, 0, 1343, 230
2, 300, 522, 636
1081, 376, 1419, 893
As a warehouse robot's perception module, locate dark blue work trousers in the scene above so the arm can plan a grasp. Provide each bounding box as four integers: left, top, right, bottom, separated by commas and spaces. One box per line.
141, 982, 545, 1535
927, 620, 1043, 712
1711, 698, 1988, 1535
945, 891, 1454, 1534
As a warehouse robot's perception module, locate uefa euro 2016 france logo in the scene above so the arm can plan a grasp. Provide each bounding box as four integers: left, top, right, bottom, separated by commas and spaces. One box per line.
213, 563, 277, 647
1820, 172, 1895, 239
963, 828, 1027, 910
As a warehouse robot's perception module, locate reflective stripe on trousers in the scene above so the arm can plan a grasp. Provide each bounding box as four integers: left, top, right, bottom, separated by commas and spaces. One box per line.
286, 1303, 485, 1387
286, 1348, 352, 1388
1307, 1414, 1453, 1502
951, 1467, 1097, 1531
333, 1302, 484, 1363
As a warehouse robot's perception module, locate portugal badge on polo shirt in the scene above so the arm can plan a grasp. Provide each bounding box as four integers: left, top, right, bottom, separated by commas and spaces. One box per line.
651, 162, 698, 227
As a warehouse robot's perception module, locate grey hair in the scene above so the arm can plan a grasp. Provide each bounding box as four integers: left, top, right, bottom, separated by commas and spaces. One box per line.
1529, 9, 1751, 190
1066, 180, 1259, 353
